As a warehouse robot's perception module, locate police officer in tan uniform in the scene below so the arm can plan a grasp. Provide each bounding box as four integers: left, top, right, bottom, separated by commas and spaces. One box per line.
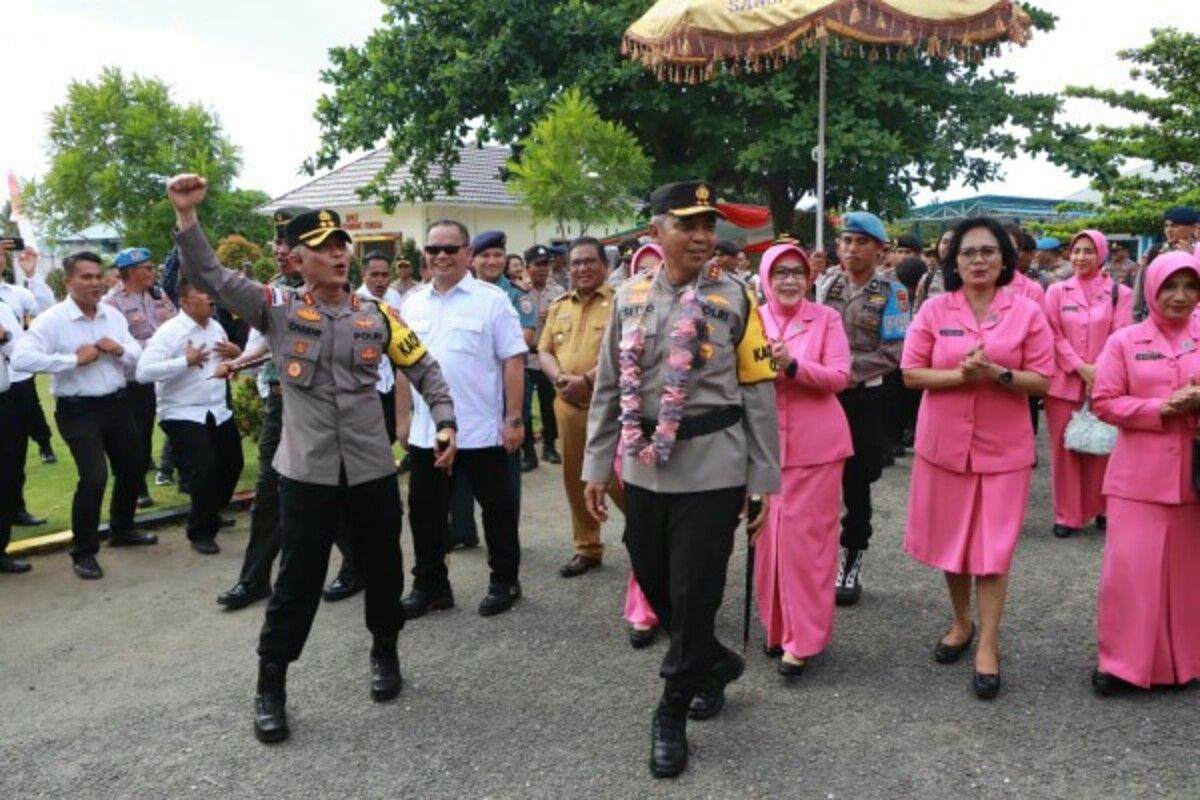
583, 181, 779, 779
820, 212, 910, 606
104, 246, 178, 507
167, 174, 456, 745
538, 236, 619, 577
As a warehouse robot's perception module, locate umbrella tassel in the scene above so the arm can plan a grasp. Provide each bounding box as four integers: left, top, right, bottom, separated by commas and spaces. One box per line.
848, 6, 862, 26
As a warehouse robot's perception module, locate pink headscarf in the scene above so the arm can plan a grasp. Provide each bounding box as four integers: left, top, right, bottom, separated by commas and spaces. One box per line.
756, 244, 812, 365
1143, 251, 1200, 339
629, 243, 663, 278
1069, 229, 1110, 297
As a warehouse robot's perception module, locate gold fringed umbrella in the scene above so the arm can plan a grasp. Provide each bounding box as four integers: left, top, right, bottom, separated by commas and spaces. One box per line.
622, 0, 1034, 248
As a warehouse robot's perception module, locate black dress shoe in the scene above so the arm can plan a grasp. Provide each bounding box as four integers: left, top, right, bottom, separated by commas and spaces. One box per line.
559, 554, 601, 578
254, 662, 289, 744
447, 538, 480, 551
370, 641, 403, 702
688, 649, 745, 721
519, 449, 538, 472
649, 708, 688, 779
136, 493, 155, 509
218, 582, 271, 610
763, 643, 784, 659
478, 582, 521, 617
835, 548, 864, 606
109, 530, 158, 547
218, 515, 237, 529
322, 574, 363, 602
933, 623, 976, 665
542, 446, 562, 465
400, 588, 455, 620
0, 555, 33, 573
13, 510, 46, 526
1052, 524, 1078, 539
973, 669, 1001, 700
777, 656, 807, 678
1095, 514, 1107, 531
72, 555, 103, 580
1092, 669, 1134, 696
629, 626, 659, 649
190, 538, 220, 555
39, 447, 57, 464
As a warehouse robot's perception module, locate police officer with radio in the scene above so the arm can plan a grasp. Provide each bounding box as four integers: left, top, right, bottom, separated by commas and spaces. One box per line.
819, 212, 910, 606
168, 173, 456, 745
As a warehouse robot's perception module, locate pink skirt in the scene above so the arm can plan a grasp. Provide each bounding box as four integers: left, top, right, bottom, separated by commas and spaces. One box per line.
904, 456, 1031, 576
1044, 396, 1108, 528
755, 461, 844, 658
1097, 497, 1200, 688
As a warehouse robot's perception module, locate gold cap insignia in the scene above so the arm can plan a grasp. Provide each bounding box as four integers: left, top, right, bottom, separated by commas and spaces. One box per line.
696, 184, 711, 205
318, 210, 334, 228
286, 361, 303, 378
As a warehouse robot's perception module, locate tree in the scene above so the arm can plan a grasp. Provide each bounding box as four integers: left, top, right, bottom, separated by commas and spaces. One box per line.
29, 67, 266, 256
1032, 28, 1200, 236
309, 1, 1059, 232
506, 88, 651, 236
215, 234, 262, 270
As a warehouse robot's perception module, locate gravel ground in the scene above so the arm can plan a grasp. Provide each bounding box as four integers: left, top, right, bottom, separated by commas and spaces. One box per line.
3, 431, 1198, 799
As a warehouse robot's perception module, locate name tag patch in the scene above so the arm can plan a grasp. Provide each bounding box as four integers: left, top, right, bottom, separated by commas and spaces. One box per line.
939, 329, 965, 336
1135, 352, 1164, 361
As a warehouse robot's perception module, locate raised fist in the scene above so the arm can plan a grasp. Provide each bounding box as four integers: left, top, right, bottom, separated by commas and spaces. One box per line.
166, 174, 209, 212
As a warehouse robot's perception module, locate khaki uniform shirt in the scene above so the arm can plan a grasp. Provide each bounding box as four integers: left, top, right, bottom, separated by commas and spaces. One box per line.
821, 271, 910, 386
582, 265, 781, 495
103, 283, 176, 380
175, 225, 454, 487
538, 284, 614, 406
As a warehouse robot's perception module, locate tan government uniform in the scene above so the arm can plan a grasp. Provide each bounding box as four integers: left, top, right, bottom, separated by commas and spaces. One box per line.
538, 282, 621, 560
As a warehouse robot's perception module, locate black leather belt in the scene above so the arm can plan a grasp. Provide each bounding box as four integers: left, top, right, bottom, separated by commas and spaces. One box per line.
56, 389, 126, 408
640, 405, 742, 441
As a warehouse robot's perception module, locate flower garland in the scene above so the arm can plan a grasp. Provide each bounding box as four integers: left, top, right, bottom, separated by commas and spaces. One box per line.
618, 288, 707, 465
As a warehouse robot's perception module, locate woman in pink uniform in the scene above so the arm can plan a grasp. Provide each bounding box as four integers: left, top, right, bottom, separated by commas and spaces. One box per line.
752, 243, 852, 677
902, 217, 1055, 700
1043, 230, 1133, 537
1090, 251, 1200, 694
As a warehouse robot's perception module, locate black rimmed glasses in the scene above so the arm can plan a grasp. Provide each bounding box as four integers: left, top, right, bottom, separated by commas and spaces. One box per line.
424, 244, 464, 256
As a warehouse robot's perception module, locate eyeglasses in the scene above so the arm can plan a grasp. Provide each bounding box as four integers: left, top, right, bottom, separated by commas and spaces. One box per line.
771, 267, 808, 281
958, 246, 1001, 262
570, 257, 603, 268
424, 244, 464, 256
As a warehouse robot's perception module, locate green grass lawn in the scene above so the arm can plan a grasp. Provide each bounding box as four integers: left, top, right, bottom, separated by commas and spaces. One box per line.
14, 377, 262, 542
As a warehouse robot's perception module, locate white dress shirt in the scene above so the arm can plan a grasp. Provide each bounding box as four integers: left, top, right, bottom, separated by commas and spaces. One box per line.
11, 296, 141, 397
0, 300, 21, 393
0, 282, 43, 382
135, 311, 233, 424
401, 273, 526, 449
20, 274, 55, 312
355, 284, 403, 394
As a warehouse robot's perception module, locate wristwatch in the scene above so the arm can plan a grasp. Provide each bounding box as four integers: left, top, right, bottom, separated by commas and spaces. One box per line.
998, 368, 1015, 385
506, 416, 525, 428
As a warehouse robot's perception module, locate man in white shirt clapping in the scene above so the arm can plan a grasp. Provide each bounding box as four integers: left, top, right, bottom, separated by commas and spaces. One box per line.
136, 276, 244, 554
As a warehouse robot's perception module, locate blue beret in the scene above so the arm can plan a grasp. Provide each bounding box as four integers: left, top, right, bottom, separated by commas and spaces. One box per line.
841, 212, 887, 244
547, 244, 565, 256
1035, 237, 1061, 251
471, 229, 506, 253
114, 247, 152, 269
1162, 206, 1199, 225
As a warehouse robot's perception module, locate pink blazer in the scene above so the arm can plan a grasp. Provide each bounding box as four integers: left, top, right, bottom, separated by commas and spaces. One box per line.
902, 290, 1055, 474
1044, 274, 1133, 401
1006, 271, 1045, 311
1092, 319, 1200, 505
759, 301, 853, 467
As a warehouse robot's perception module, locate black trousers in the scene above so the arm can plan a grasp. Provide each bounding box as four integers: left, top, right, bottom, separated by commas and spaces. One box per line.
9, 378, 40, 514
523, 368, 558, 450
379, 389, 396, 444
446, 451, 521, 549
257, 472, 403, 664
19, 376, 53, 450
127, 381, 157, 496
160, 415, 243, 542
409, 446, 520, 594
1029, 396, 1041, 435
624, 483, 743, 694
54, 392, 142, 558
838, 385, 886, 552
0, 388, 25, 553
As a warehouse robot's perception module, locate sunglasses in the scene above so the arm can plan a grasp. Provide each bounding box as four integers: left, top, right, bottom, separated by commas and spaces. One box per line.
424, 244, 464, 256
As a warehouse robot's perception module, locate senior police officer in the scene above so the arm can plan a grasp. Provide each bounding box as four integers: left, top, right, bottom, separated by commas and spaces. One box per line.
104, 246, 177, 508
584, 181, 779, 779
820, 211, 910, 606
523, 244, 564, 466
538, 237, 619, 578
167, 174, 456, 744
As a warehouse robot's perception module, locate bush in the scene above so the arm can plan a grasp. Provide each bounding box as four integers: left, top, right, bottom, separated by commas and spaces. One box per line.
216, 234, 263, 271
231, 375, 265, 441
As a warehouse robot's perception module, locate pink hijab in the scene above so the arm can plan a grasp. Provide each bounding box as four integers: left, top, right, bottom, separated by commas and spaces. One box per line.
1069, 229, 1110, 299
1143, 251, 1200, 341
756, 244, 813, 362
629, 243, 663, 278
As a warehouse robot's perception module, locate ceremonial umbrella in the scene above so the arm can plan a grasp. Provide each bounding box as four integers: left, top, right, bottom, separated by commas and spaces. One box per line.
622, 0, 1034, 249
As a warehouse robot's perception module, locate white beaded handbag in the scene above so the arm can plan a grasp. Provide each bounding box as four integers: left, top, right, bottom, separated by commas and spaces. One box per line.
1064, 401, 1118, 456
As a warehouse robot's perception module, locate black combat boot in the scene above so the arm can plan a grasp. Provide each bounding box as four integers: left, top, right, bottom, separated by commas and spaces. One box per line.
370, 637, 403, 702
649, 685, 691, 778
254, 661, 289, 743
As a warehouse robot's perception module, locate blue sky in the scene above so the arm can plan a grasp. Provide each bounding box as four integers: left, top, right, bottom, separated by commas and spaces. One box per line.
2, 1, 1186, 208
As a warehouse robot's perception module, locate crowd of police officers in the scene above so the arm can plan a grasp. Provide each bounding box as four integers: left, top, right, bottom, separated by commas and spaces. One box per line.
5, 173, 1195, 779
